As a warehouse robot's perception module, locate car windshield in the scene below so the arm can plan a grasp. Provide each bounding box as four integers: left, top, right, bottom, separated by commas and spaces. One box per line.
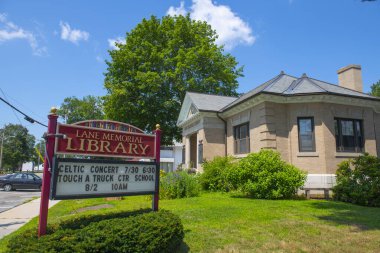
33, 174, 41, 179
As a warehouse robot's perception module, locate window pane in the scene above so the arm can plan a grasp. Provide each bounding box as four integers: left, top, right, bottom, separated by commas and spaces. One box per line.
341, 120, 355, 151
334, 120, 340, 151
299, 119, 312, 134
300, 134, 313, 151
298, 118, 314, 152
234, 123, 250, 154
341, 120, 354, 136
355, 120, 363, 151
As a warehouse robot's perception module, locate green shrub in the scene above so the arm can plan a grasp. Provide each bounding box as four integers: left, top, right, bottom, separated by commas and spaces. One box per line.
227, 150, 306, 199
160, 171, 201, 199
333, 153, 380, 207
199, 156, 236, 191
6, 210, 184, 253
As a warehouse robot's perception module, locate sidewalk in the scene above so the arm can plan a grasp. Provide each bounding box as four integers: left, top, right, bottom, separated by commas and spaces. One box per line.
0, 198, 59, 239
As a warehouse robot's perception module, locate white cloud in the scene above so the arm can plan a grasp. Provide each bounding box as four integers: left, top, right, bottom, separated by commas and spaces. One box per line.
108, 37, 125, 50
167, 1, 187, 16
167, 0, 255, 50
59, 21, 89, 44
0, 13, 47, 56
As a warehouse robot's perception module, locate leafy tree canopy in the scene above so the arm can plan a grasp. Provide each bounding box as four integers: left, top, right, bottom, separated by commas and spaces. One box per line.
58, 95, 104, 124
0, 124, 35, 171
103, 15, 242, 144
370, 80, 380, 97
31, 139, 45, 168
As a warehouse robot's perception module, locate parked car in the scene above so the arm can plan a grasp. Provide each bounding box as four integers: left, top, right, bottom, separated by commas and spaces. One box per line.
0, 173, 42, 191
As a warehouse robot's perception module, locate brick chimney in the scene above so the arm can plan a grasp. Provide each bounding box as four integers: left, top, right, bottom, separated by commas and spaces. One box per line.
337, 64, 363, 92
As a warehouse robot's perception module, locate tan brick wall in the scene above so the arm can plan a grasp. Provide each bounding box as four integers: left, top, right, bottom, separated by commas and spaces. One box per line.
183, 101, 379, 174
286, 103, 328, 173
202, 128, 226, 161
322, 104, 377, 173
224, 102, 378, 174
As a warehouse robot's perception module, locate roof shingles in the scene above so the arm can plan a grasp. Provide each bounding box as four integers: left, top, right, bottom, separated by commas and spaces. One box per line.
186, 72, 379, 113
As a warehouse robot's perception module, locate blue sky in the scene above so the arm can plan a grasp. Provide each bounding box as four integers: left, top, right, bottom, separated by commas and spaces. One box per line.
1, 0, 379, 140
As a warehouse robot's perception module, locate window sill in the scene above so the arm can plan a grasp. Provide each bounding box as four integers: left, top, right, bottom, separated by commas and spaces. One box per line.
335, 152, 363, 158
297, 152, 319, 157
234, 153, 248, 158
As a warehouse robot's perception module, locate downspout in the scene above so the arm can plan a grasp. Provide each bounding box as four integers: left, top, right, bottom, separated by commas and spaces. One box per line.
217, 112, 228, 156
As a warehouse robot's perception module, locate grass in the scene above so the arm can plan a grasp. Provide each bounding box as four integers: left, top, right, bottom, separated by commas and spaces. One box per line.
1, 192, 380, 252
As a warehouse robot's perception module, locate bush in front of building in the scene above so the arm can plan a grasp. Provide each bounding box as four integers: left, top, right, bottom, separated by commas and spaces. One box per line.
6, 210, 184, 253
227, 150, 306, 199
333, 153, 380, 207
160, 171, 201, 199
199, 156, 237, 191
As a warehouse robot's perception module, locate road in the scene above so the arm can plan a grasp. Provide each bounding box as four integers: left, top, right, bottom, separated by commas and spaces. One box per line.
0, 190, 41, 213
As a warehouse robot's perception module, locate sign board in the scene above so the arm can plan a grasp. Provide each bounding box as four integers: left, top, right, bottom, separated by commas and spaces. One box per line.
73, 120, 144, 133
55, 123, 156, 159
50, 158, 158, 200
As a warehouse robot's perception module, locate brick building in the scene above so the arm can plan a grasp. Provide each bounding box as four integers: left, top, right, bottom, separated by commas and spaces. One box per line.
177, 65, 380, 180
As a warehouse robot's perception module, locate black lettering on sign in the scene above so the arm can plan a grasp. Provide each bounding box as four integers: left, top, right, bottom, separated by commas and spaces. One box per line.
135, 175, 154, 181
143, 167, 155, 173
92, 175, 114, 182
85, 184, 98, 191
112, 183, 128, 191
118, 175, 129, 182
125, 166, 139, 173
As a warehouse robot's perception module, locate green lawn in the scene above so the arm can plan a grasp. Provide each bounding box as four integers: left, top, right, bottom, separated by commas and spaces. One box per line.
1, 192, 380, 252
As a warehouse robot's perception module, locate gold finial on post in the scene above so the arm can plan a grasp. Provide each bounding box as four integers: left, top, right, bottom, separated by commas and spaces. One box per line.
156, 124, 160, 130
50, 107, 58, 114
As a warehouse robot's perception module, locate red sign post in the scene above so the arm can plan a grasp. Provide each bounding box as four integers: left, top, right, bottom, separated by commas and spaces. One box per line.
38, 114, 161, 237
38, 108, 58, 237
153, 124, 161, 211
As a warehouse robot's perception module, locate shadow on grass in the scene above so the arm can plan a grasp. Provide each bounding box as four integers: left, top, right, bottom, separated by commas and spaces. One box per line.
310, 201, 380, 231
175, 241, 190, 253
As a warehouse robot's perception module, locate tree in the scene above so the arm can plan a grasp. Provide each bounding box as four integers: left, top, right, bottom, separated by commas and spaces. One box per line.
370, 80, 380, 97
31, 139, 45, 170
103, 15, 242, 144
0, 124, 35, 172
58, 95, 104, 124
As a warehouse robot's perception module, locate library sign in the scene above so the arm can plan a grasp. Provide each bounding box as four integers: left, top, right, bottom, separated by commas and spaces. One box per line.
50, 123, 158, 199
38, 114, 161, 237
51, 159, 158, 199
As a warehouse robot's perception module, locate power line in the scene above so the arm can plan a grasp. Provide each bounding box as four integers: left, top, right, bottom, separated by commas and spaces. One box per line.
0, 96, 48, 127
0, 88, 23, 125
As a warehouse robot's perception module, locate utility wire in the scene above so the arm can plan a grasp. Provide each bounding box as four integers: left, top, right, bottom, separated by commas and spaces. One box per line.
0, 88, 23, 125
2, 89, 46, 123
0, 96, 48, 127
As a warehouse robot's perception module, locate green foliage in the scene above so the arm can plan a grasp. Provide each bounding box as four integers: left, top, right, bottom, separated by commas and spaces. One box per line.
370, 80, 380, 97
200, 156, 236, 191
227, 150, 306, 199
333, 153, 380, 207
160, 171, 201, 199
0, 124, 35, 171
57, 95, 104, 124
103, 15, 242, 145
6, 210, 184, 253
30, 139, 45, 167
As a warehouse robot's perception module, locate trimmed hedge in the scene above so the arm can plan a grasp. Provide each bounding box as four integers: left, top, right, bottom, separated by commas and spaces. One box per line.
6, 210, 184, 253
333, 153, 380, 207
